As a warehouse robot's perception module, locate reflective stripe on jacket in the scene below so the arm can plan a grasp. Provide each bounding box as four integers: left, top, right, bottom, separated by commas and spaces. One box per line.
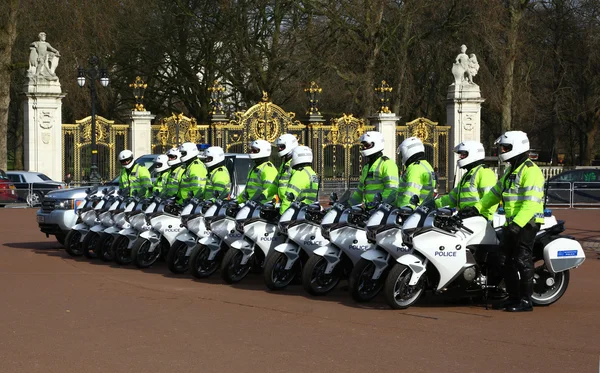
237, 161, 278, 203
349, 156, 399, 205
395, 160, 436, 208
263, 159, 292, 202
202, 166, 232, 201
436, 164, 498, 219
476, 159, 545, 227
177, 159, 207, 203
153, 170, 170, 195
280, 166, 319, 214
119, 164, 152, 197
163, 165, 185, 198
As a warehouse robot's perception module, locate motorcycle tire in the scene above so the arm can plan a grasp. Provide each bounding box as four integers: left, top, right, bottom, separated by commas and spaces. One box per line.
264, 251, 300, 291
82, 232, 99, 259
220, 248, 251, 284
112, 235, 133, 265
302, 254, 341, 296
64, 229, 84, 257
95, 233, 115, 262
531, 267, 570, 306
166, 241, 191, 274
190, 244, 220, 279
349, 258, 385, 302
131, 237, 161, 269
383, 263, 424, 310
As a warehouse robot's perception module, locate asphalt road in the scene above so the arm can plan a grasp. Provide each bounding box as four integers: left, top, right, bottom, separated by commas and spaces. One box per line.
0, 209, 598, 373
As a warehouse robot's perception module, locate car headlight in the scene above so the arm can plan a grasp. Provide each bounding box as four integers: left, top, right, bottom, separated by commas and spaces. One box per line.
55, 199, 75, 210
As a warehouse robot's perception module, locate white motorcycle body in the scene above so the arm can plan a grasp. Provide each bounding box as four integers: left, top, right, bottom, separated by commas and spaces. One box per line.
72, 222, 91, 242
141, 213, 184, 252
198, 215, 242, 261
275, 222, 329, 271
313, 225, 374, 275
231, 219, 286, 266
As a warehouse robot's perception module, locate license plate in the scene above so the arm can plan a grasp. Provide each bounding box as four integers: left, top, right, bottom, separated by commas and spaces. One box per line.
37, 215, 45, 223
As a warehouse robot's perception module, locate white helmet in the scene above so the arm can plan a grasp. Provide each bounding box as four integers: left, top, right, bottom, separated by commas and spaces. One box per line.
397, 137, 425, 165
119, 149, 135, 169
359, 131, 385, 157
275, 133, 299, 157
249, 139, 271, 159
494, 130, 530, 162
204, 146, 225, 168
166, 148, 182, 167
179, 142, 200, 162
291, 145, 313, 167
153, 154, 170, 173
454, 141, 485, 169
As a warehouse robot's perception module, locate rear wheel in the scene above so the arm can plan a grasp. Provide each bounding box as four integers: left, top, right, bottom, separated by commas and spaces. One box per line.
221, 249, 251, 284
112, 235, 132, 265
82, 232, 99, 259
531, 260, 570, 306
302, 254, 341, 296
264, 251, 301, 291
349, 258, 385, 302
383, 263, 425, 309
64, 229, 83, 257
166, 241, 191, 274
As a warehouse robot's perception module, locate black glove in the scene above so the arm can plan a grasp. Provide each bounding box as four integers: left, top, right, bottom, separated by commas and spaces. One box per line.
458, 206, 479, 218
506, 222, 521, 237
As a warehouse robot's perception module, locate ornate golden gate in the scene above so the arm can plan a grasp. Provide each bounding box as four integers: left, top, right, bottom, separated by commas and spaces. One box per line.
62, 116, 129, 182
309, 114, 374, 193
151, 113, 209, 153
210, 92, 306, 166
396, 117, 450, 192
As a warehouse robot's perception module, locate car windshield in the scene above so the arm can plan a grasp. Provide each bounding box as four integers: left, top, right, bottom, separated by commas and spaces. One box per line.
234, 157, 252, 184
37, 173, 51, 181
135, 155, 157, 170
0, 170, 7, 180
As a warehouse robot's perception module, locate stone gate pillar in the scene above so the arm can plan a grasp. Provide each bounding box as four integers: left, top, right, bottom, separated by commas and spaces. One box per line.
129, 110, 155, 156
369, 113, 400, 162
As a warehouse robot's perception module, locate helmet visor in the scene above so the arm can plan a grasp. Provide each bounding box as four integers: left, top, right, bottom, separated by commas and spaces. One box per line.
277, 144, 286, 152
500, 144, 512, 154
180, 150, 187, 158
167, 154, 177, 160
154, 162, 163, 169
250, 146, 261, 154
360, 141, 374, 150
457, 151, 469, 160
120, 157, 133, 166
205, 156, 213, 164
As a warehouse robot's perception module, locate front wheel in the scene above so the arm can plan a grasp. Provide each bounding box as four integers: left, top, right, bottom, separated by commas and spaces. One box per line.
131, 237, 161, 269
220, 249, 251, 284
64, 229, 83, 257
81, 231, 99, 259
190, 244, 220, 279
264, 251, 301, 291
302, 254, 341, 296
531, 262, 570, 306
112, 235, 132, 265
349, 258, 385, 302
383, 263, 425, 310
95, 233, 115, 262
166, 241, 191, 274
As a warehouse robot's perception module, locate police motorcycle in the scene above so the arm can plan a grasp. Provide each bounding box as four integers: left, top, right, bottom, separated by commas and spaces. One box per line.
382, 194, 586, 309
301, 190, 379, 296
79, 187, 119, 259
347, 192, 415, 302
111, 191, 161, 265
220, 196, 286, 284
89, 188, 131, 261
262, 192, 330, 291
130, 192, 185, 269
187, 197, 243, 279
64, 186, 101, 257
165, 191, 215, 274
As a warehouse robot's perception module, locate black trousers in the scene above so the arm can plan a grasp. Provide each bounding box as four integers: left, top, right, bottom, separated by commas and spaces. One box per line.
499, 221, 541, 301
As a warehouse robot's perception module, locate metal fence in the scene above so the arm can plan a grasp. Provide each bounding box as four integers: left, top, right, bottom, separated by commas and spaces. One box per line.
546, 181, 600, 208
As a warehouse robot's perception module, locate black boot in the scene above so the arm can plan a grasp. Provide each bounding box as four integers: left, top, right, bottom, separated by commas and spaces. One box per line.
492, 297, 518, 310
505, 297, 533, 312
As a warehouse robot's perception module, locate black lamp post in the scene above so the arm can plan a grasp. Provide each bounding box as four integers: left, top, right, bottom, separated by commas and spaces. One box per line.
77, 56, 109, 185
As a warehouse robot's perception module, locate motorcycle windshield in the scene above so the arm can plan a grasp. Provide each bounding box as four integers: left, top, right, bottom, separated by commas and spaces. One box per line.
366, 210, 385, 227
109, 200, 120, 211
181, 204, 194, 216
280, 206, 296, 223
94, 200, 105, 210
204, 204, 218, 218
321, 208, 339, 225
145, 202, 157, 214
124, 201, 136, 212
236, 205, 251, 220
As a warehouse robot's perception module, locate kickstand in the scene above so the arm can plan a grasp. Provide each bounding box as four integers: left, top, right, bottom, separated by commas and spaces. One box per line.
483, 265, 489, 310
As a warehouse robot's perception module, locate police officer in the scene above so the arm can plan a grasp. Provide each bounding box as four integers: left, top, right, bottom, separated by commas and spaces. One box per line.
177, 142, 208, 204
237, 139, 278, 203
118, 149, 152, 197
349, 131, 399, 205
163, 148, 185, 198
151, 154, 171, 195
279, 146, 319, 214
396, 137, 436, 208
263, 133, 298, 203
436, 141, 498, 219
200, 146, 231, 200
464, 131, 545, 312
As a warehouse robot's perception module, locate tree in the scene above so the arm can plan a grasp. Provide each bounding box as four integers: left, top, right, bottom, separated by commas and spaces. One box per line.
0, 0, 19, 171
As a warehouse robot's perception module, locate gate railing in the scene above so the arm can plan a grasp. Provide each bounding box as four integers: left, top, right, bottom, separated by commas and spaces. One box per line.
546, 182, 600, 208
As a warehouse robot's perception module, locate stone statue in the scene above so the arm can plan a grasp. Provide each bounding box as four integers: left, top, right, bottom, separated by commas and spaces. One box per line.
451, 44, 479, 85
27, 32, 60, 82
